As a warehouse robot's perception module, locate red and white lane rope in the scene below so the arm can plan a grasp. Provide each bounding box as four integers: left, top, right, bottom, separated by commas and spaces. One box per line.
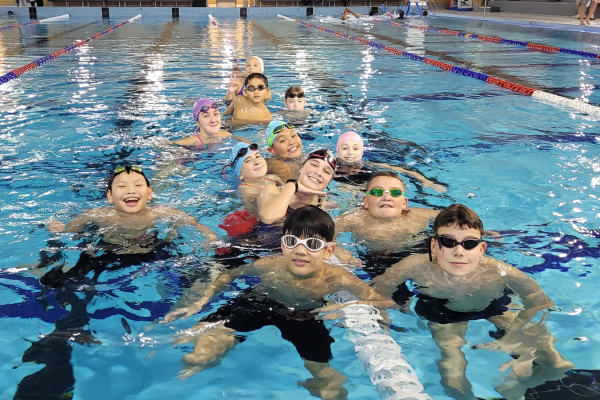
0, 14, 141, 85
277, 14, 600, 118
0, 14, 70, 33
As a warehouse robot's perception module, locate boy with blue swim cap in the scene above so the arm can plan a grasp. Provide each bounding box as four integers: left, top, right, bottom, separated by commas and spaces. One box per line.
224, 142, 282, 216
264, 120, 304, 182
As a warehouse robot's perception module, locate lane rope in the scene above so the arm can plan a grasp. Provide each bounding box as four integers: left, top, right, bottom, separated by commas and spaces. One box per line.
1, 14, 71, 33
0, 14, 141, 85
376, 19, 600, 59
277, 14, 600, 118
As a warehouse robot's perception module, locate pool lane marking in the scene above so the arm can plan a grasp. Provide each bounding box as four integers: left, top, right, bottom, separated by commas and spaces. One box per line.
376, 19, 600, 60
277, 15, 600, 118
0, 14, 70, 33
3, 22, 99, 57
0, 14, 141, 85
341, 22, 540, 90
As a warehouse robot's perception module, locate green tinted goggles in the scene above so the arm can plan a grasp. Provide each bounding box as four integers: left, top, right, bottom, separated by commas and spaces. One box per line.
366, 188, 405, 197
114, 165, 143, 174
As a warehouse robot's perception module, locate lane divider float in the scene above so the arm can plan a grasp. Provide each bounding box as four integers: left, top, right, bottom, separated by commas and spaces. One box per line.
0, 14, 70, 33
376, 19, 600, 59
277, 14, 600, 117
0, 14, 141, 85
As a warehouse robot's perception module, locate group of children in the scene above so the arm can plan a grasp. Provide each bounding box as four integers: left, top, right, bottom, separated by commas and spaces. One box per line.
39, 54, 574, 400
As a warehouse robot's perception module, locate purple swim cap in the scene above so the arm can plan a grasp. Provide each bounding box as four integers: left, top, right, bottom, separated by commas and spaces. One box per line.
193, 98, 218, 122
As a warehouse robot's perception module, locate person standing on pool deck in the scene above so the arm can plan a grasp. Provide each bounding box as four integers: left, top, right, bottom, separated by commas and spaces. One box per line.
224, 56, 272, 102
264, 120, 304, 182
163, 205, 395, 399
223, 73, 273, 123
577, 0, 598, 25
372, 204, 574, 400
172, 98, 232, 147
335, 131, 447, 192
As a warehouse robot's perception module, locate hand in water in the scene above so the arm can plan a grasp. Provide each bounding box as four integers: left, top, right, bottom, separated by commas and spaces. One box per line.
227, 72, 239, 95
47, 220, 66, 233
162, 302, 205, 323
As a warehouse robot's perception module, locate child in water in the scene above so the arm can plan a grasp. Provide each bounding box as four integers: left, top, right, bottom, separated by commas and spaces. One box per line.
372, 204, 574, 400
223, 73, 273, 123
224, 56, 271, 102
335, 131, 446, 193
225, 142, 283, 215
163, 206, 395, 399
283, 86, 307, 111
47, 165, 217, 251
259, 148, 336, 225
334, 171, 439, 252
264, 120, 304, 182
172, 98, 232, 147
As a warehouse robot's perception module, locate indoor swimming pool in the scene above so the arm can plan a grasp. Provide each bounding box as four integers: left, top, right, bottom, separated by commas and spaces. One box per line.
0, 10, 599, 400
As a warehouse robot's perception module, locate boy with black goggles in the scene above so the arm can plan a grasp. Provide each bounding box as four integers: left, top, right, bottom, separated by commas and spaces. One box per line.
372, 203, 572, 400
223, 72, 273, 123
163, 205, 394, 391
284, 86, 307, 111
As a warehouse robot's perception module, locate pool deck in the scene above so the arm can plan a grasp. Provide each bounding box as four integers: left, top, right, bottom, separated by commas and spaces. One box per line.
1, 4, 600, 33
438, 9, 600, 33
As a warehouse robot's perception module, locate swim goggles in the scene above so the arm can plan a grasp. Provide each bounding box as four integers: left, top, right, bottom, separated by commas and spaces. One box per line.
281, 235, 330, 252
197, 103, 219, 113
434, 235, 482, 250
113, 165, 143, 174
365, 188, 405, 197
286, 93, 305, 98
300, 148, 338, 171
231, 143, 258, 170
266, 122, 295, 147
246, 84, 268, 92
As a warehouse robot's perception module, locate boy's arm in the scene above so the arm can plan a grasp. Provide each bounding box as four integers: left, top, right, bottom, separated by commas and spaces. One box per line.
171, 209, 218, 243
223, 97, 236, 116
163, 265, 246, 322
371, 256, 417, 298
504, 263, 554, 329
48, 210, 98, 233
365, 162, 446, 193
335, 270, 397, 309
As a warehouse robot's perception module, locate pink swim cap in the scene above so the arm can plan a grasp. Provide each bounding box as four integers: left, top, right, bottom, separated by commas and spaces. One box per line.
336, 131, 364, 154
193, 98, 217, 122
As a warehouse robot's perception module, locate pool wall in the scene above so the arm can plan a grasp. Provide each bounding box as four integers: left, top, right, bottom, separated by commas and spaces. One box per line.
0, 5, 370, 19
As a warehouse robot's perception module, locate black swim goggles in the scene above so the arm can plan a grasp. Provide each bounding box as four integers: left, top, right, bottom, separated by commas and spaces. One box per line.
198, 103, 219, 113
246, 84, 268, 92
286, 93, 305, 99
434, 235, 482, 250
300, 149, 338, 171
231, 143, 259, 170
281, 235, 330, 252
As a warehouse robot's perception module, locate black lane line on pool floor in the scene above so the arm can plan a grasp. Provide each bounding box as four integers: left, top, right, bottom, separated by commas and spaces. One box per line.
3, 22, 99, 58
339, 24, 548, 93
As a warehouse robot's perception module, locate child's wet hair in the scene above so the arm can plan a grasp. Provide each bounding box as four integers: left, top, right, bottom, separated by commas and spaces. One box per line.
365, 171, 406, 192
244, 73, 269, 88
433, 204, 484, 236
283, 205, 335, 242
285, 86, 304, 99
107, 167, 151, 192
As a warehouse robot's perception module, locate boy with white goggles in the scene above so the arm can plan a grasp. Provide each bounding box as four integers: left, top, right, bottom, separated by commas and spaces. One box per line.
163, 205, 394, 397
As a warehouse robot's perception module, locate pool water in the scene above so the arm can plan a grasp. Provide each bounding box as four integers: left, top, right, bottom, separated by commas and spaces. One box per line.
0, 12, 599, 400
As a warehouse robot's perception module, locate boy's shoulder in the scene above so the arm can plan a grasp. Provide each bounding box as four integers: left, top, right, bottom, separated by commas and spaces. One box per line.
407, 207, 439, 219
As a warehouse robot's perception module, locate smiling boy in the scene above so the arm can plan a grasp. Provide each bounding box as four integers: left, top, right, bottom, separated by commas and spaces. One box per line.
223, 73, 273, 123
48, 165, 216, 251
163, 206, 394, 398
372, 204, 573, 400
334, 171, 439, 254
264, 120, 304, 182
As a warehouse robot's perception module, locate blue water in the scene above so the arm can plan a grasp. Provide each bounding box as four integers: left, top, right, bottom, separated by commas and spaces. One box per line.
0, 13, 599, 399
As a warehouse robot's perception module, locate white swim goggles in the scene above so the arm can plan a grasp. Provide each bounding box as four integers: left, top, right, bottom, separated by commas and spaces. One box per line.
281, 235, 330, 252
